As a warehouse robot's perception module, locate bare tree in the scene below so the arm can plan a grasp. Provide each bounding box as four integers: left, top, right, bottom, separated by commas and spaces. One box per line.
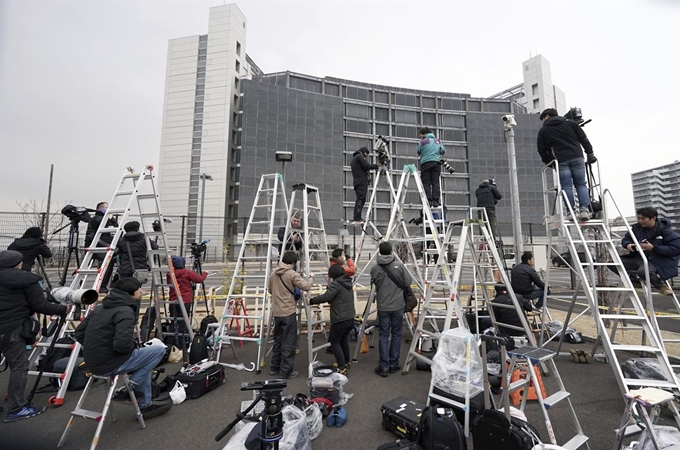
15, 199, 69, 246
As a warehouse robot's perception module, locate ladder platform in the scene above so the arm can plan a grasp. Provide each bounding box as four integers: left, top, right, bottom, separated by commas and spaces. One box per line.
612, 344, 663, 353
508, 346, 555, 363
600, 314, 646, 321
623, 378, 678, 389
543, 390, 570, 409
71, 408, 103, 421
561, 434, 589, 450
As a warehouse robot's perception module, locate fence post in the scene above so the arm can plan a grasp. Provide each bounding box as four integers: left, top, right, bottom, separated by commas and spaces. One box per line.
40, 212, 47, 233
180, 215, 186, 256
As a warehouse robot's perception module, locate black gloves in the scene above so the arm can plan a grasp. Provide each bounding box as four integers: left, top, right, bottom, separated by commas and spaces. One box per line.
587, 153, 597, 164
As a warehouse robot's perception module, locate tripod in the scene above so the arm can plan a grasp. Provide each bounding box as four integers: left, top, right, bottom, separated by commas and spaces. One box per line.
215, 380, 287, 449
54, 220, 81, 287
190, 242, 210, 317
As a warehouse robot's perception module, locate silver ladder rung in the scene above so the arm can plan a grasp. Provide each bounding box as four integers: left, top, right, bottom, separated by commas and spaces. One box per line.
622, 378, 677, 389
543, 390, 570, 409
71, 408, 103, 420
612, 344, 663, 353
561, 434, 589, 450
600, 314, 646, 321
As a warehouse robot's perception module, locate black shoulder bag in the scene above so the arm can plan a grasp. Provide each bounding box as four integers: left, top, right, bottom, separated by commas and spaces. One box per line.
378, 265, 418, 313
126, 241, 150, 285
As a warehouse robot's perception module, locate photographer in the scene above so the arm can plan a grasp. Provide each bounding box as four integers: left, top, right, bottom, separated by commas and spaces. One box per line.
350, 146, 379, 223
277, 213, 303, 253
167, 256, 208, 332
537, 108, 596, 222
417, 127, 446, 208
475, 179, 502, 237
0, 250, 68, 422
8, 227, 52, 272
116, 221, 157, 279
84, 202, 119, 293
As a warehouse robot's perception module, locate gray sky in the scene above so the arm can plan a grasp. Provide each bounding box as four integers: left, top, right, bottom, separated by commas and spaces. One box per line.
1, 0, 678, 218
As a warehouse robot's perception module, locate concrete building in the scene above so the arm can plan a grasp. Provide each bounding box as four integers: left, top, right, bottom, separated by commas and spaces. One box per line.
489, 54, 567, 115
158, 4, 550, 254
632, 161, 680, 226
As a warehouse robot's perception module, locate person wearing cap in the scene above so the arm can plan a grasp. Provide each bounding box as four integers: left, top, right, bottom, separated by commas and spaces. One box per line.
350, 146, 379, 223
417, 127, 446, 208
167, 256, 208, 334
0, 250, 68, 422
7, 227, 52, 272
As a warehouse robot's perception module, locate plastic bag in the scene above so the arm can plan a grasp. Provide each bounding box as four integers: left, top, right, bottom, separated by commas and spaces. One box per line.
279, 405, 312, 450
304, 402, 323, 439
308, 361, 353, 406
431, 327, 484, 398
143, 338, 167, 349
169, 380, 186, 404
168, 345, 183, 363
637, 425, 680, 450
222, 421, 256, 450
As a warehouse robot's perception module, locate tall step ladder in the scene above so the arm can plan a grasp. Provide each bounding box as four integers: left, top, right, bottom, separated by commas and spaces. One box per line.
414, 208, 589, 449
351, 165, 438, 361
541, 162, 680, 401
213, 173, 288, 373
268, 182, 330, 366
27, 165, 191, 406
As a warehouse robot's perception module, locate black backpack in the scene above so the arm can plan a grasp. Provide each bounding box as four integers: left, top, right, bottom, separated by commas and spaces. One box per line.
38, 336, 78, 373
189, 332, 210, 364
200, 315, 219, 338
51, 357, 90, 391
417, 406, 467, 450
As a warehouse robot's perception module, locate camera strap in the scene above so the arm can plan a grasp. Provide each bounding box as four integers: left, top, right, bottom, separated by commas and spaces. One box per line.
125, 241, 137, 272
277, 273, 296, 296
378, 264, 407, 293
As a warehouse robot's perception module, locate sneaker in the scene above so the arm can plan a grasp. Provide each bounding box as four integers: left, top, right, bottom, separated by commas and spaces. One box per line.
140, 402, 172, 419
112, 388, 143, 402
374, 367, 389, 378
4, 405, 45, 423
339, 363, 350, 375
282, 371, 299, 379
389, 365, 401, 374
631, 280, 642, 289
660, 285, 674, 296
578, 210, 590, 222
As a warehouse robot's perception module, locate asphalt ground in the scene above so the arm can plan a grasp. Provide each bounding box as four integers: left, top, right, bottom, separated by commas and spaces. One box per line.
2, 321, 677, 450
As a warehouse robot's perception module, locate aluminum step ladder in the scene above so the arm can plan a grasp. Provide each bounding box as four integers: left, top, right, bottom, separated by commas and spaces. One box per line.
541, 163, 680, 399
613, 387, 680, 449
27, 165, 190, 406
213, 173, 288, 373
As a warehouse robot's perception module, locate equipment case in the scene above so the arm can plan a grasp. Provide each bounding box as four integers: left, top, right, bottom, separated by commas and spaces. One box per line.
380, 396, 426, 441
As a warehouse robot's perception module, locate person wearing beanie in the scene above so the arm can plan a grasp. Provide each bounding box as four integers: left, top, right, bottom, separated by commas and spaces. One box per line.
0, 250, 68, 422
350, 146, 379, 223
166, 255, 208, 335
480, 284, 535, 336
7, 227, 52, 272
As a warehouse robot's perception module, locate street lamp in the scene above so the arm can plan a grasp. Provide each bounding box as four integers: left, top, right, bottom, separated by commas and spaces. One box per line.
199, 173, 213, 243
275, 151, 293, 180
502, 114, 524, 265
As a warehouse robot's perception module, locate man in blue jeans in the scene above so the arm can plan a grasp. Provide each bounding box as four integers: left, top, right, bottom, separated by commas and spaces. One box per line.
75, 277, 171, 418
370, 241, 412, 377
537, 108, 597, 222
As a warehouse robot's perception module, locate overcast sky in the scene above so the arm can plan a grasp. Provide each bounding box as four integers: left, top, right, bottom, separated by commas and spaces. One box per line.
0, 0, 678, 219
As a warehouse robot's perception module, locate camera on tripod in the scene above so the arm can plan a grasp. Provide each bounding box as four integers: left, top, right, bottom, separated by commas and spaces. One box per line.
439, 157, 455, 175
489, 177, 497, 186
565, 107, 591, 127
60, 205, 93, 223
374, 135, 390, 166
152, 217, 173, 232
190, 239, 211, 259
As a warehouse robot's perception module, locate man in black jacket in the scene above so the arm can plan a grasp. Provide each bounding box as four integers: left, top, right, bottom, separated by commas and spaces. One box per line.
481, 285, 535, 336
8, 227, 52, 272
116, 221, 156, 279
84, 202, 119, 292
537, 108, 597, 222
74, 278, 170, 419
511, 251, 549, 309
475, 180, 502, 237
350, 147, 379, 223
0, 250, 68, 422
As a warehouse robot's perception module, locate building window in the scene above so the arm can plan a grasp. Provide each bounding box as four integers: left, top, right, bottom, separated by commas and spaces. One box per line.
525, 65, 529, 71
236, 41, 241, 56
533, 98, 540, 109
532, 83, 538, 96
235, 60, 240, 73
234, 77, 240, 90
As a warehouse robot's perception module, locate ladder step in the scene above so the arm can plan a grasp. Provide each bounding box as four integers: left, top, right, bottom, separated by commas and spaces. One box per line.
71, 408, 103, 421
75, 269, 101, 275
106, 209, 127, 215
508, 378, 530, 391
595, 287, 634, 292
561, 434, 589, 450
542, 390, 570, 409
600, 315, 646, 321
623, 378, 678, 389
136, 194, 157, 200
612, 344, 662, 353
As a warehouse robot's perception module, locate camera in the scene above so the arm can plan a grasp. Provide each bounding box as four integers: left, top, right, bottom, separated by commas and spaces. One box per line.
190, 239, 210, 258
152, 217, 173, 232
373, 135, 390, 165
439, 157, 455, 175
241, 379, 288, 392
502, 114, 517, 128
489, 177, 496, 186
50, 287, 98, 306
61, 205, 93, 223
409, 211, 424, 226
565, 107, 591, 127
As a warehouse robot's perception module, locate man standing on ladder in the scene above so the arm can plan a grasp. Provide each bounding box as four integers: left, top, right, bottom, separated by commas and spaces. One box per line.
475, 179, 502, 238
370, 242, 412, 378
350, 146, 379, 224
268, 251, 314, 379
278, 213, 303, 253
84, 202, 118, 292
537, 108, 597, 222
609, 207, 680, 296
417, 127, 446, 208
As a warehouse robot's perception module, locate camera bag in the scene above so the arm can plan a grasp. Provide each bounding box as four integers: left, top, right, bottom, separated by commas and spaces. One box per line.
173, 360, 225, 399
380, 396, 426, 441
417, 406, 467, 450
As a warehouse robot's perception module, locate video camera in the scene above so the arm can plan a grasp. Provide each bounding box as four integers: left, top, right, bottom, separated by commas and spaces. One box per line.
439, 158, 455, 175
152, 217, 173, 232
489, 177, 497, 186
565, 107, 591, 127
373, 135, 390, 166
60, 205, 94, 223
190, 239, 211, 259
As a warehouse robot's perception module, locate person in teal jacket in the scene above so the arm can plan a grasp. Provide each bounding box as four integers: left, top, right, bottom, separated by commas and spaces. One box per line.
417, 127, 446, 207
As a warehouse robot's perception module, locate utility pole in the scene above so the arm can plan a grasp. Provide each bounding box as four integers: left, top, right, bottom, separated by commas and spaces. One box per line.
198, 173, 213, 242
503, 115, 524, 265
44, 164, 54, 238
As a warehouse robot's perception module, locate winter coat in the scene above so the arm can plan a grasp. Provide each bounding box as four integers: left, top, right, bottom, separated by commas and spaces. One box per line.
370, 254, 412, 312
350, 151, 378, 184
511, 262, 545, 296
8, 237, 52, 272
475, 183, 503, 210
84, 210, 118, 247
277, 225, 303, 252
492, 293, 534, 337
537, 116, 594, 164
329, 258, 356, 277
0, 268, 67, 335
269, 262, 314, 317
74, 289, 137, 375
167, 268, 208, 304
621, 217, 680, 281
116, 231, 155, 276
309, 275, 355, 324
417, 133, 446, 164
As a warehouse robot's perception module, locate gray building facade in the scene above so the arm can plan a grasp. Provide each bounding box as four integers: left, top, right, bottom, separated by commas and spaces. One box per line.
632, 161, 680, 226
238, 71, 546, 242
